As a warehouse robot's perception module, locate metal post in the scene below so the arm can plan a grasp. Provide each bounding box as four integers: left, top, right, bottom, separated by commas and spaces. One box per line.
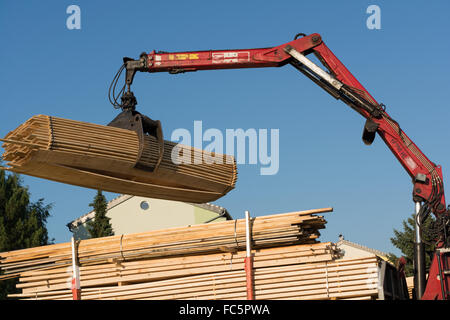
71, 237, 81, 300
244, 210, 254, 300
414, 202, 426, 299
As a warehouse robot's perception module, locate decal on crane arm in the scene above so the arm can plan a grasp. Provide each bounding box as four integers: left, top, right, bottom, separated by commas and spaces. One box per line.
212, 51, 250, 63
168, 53, 200, 60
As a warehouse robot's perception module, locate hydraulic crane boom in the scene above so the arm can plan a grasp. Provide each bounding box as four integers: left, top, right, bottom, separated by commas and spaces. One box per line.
110, 33, 450, 299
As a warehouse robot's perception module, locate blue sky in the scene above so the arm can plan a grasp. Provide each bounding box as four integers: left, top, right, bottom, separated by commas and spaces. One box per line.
0, 1, 449, 256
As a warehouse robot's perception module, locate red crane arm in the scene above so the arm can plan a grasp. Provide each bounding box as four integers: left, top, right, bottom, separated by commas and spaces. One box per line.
113, 32, 450, 300
131, 33, 445, 215
143, 35, 313, 72
312, 40, 446, 215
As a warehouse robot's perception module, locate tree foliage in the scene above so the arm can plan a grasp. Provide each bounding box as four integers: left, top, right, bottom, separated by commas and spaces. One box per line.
388, 213, 436, 277
86, 190, 114, 238
0, 169, 53, 299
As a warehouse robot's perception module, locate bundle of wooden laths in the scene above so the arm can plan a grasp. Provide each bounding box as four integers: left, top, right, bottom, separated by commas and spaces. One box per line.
0, 207, 381, 300
0, 115, 237, 203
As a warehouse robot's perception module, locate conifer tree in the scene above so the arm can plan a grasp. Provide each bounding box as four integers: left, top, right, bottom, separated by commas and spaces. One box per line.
388, 213, 436, 277
0, 169, 53, 299
86, 190, 114, 238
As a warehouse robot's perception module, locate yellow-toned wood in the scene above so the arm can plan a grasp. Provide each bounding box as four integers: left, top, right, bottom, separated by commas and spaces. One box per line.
1, 115, 237, 203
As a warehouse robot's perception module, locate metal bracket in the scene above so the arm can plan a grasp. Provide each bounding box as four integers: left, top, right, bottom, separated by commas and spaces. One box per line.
284, 45, 343, 90
123, 53, 148, 88
108, 110, 164, 172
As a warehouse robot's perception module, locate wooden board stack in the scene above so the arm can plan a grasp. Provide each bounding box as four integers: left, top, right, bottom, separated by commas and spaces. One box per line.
0, 115, 237, 203
0, 208, 331, 277
0, 207, 382, 300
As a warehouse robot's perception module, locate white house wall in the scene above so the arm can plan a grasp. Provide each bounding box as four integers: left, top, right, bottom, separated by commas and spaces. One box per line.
107, 196, 196, 235
337, 243, 379, 259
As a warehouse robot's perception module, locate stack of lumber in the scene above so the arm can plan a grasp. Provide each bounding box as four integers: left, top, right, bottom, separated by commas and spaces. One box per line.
0, 207, 382, 300
8, 242, 339, 299
9, 249, 380, 300
0, 208, 331, 278
0, 115, 237, 203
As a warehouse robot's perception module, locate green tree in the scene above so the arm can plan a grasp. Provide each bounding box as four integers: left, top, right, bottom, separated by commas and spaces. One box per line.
0, 169, 53, 299
86, 190, 114, 238
388, 213, 436, 277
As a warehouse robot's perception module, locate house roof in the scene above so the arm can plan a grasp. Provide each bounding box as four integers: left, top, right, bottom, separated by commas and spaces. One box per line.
336, 238, 389, 260
67, 194, 232, 231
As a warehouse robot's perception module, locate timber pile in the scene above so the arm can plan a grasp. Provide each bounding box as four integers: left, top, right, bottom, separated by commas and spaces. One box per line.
9, 250, 380, 300
0, 207, 381, 300
0, 115, 237, 203
0, 208, 331, 278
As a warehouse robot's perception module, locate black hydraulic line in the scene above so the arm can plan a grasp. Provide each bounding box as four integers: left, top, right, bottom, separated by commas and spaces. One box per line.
436, 251, 446, 299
